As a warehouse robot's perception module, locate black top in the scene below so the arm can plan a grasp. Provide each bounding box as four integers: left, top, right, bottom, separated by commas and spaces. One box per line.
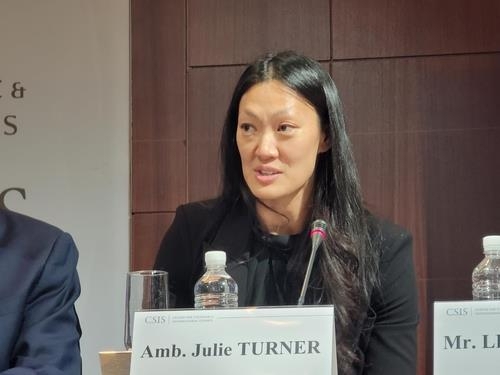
154, 198, 418, 375
237, 223, 306, 306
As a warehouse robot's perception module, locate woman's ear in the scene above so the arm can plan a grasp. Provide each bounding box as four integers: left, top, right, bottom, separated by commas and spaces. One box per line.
318, 133, 331, 154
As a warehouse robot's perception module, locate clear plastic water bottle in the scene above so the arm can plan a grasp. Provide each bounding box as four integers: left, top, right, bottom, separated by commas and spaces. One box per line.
194, 250, 238, 309
472, 235, 500, 300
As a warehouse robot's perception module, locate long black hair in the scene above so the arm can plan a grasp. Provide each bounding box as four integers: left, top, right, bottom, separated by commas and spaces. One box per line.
220, 51, 379, 374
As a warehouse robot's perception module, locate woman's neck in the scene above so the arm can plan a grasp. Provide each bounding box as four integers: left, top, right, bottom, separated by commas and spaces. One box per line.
255, 200, 311, 235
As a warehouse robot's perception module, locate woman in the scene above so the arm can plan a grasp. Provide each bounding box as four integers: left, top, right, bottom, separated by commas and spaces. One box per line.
154, 51, 418, 374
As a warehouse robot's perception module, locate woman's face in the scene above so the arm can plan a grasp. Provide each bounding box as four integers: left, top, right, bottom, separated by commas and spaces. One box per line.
236, 80, 329, 212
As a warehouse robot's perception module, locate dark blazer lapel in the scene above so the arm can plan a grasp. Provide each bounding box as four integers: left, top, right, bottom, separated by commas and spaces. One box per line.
208, 202, 253, 306
0, 210, 7, 246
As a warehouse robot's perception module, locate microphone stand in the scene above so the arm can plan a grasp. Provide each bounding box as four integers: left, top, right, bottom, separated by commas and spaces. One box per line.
297, 220, 327, 305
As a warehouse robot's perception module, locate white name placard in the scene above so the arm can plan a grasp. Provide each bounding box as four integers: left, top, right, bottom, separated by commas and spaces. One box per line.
434, 300, 500, 374
130, 306, 336, 375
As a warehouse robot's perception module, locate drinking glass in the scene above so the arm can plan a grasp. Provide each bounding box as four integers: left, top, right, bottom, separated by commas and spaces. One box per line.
124, 270, 168, 350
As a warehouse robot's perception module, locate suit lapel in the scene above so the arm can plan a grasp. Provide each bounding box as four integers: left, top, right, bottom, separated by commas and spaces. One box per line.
208, 201, 253, 306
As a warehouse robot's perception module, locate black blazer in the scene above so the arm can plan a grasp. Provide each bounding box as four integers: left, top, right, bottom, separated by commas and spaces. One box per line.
155, 198, 418, 375
0, 209, 81, 375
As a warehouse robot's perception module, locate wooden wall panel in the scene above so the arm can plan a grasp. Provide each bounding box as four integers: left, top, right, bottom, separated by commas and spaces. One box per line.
332, 54, 500, 135
350, 133, 397, 221
131, 0, 186, 214
188, 0, 331, 66
395, 132, 427, 280
422, 129, 500, 279
187, 66, 245, 201
331, 0, 500, 59
132, 140, 187, 212
131, 0, 186, 140
131, 0, 186, 274
131, 212, 175, 270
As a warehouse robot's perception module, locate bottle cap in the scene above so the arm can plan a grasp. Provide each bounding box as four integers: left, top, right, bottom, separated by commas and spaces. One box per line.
483, 235, 500, 252
205, 250, 227, 266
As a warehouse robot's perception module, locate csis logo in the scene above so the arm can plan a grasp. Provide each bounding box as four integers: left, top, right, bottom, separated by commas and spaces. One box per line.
145, 315, 168, 324
446, 307, 471, 316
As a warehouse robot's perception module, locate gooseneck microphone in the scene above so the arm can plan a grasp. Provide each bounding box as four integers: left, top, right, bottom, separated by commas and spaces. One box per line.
297, 219, 328, 305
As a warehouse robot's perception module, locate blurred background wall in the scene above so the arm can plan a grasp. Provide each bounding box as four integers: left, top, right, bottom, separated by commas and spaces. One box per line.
130, 1, 500, 373
0, 1, 129, 374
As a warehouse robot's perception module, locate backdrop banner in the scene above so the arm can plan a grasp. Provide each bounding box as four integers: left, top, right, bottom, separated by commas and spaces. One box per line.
0, 1, 129, 374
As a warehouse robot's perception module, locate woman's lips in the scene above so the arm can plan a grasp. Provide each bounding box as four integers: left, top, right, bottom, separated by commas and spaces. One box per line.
254, 168, 281, 184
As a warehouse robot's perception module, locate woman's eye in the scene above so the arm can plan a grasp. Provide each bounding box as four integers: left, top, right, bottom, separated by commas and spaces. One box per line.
239, 123, 254, 133
277, 124, 293, 132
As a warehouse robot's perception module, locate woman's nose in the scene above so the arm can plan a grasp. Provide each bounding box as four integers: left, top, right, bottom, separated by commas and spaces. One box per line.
255, 132, 279, 159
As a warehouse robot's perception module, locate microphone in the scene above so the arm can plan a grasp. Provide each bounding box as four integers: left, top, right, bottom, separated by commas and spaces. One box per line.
297, 219, 327, 305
